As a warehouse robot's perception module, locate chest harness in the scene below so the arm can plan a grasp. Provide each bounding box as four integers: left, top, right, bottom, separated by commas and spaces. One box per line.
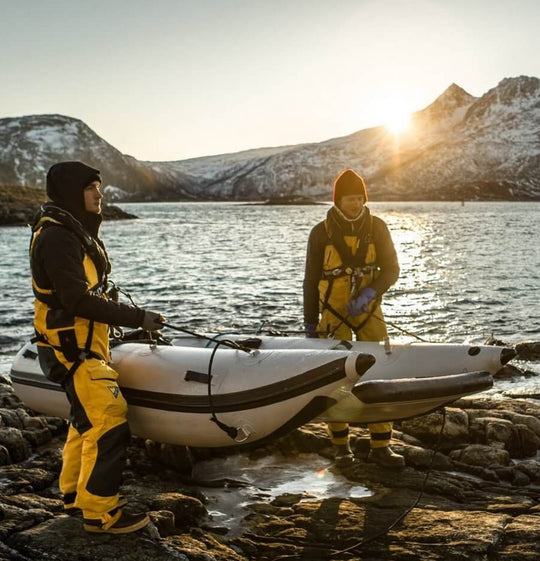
319, 214, 380, 333
30, 206, 111, 377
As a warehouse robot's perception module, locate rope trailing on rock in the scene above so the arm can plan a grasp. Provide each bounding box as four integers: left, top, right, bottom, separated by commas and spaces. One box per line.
272, 407, 448, 561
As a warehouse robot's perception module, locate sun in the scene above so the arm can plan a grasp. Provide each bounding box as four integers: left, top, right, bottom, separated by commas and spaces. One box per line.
377, 96, 414, 135
384, 110, 412, 135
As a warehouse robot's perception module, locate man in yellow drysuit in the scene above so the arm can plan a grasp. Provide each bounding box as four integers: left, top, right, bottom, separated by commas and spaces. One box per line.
30, 161, 165, 532
303, 168, 405, 468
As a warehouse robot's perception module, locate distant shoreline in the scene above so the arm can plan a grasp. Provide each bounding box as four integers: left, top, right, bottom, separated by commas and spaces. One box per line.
0, 184, 137, 226
1, 184, 538, 226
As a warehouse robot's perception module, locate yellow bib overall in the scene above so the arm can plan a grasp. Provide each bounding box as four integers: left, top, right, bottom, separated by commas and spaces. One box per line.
31, 220, 129, 527
317, 221, 392, 449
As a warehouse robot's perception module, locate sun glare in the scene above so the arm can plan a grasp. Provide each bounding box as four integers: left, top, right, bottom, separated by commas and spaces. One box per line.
377, 96, 414, 135
384, 111, 412, 135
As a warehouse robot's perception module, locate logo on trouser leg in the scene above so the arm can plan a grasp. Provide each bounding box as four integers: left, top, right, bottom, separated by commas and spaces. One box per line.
107, 386, 120, 398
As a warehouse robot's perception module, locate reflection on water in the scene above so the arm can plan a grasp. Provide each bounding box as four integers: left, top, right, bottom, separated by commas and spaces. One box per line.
191, 453, 371, 534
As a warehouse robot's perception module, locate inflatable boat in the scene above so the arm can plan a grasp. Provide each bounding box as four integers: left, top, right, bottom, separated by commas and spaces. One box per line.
10, 340, 370, 448
170, 334, 514, 423
10, 335, 514, 447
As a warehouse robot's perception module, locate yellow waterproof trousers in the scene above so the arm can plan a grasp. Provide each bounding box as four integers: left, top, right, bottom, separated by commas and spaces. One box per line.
60, 358, 131, 524
319, 306, 393, 449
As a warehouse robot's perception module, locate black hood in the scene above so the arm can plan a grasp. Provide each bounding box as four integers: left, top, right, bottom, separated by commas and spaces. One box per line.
46, 161, 102, 235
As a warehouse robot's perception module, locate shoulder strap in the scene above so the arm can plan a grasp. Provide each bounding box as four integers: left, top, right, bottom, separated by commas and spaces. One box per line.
324, 214, 373, 269
33, 205, 110, 285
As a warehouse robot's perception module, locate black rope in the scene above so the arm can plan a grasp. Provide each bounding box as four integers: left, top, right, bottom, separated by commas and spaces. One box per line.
107, 282, 255, 440
206, 341, 240, 440
160, 321, 252, 353
160, 321, 252, 441
373, 314, 430, 343
107, 280, 252, 352
330, 407, 448, 557
273, 407, 448, 561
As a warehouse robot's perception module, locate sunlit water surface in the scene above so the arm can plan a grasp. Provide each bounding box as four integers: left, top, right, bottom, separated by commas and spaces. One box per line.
3, 201, 537, 359
192, 453, 370, 535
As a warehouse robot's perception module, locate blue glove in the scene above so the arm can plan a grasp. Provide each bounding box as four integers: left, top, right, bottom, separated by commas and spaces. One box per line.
304, 323, 319, 338
346, 287, 377, 316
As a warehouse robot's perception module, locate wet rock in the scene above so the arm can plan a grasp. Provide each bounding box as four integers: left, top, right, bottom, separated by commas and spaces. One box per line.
497, 514, 540, 560
0, 427, 31, 464
0, 375, 539, 560
494, 363, 524, 378
5, 516, 191, 561
401, 407, 470, 449
144, 440, 194, 475
514, 340, 540, 361
511, 470, 531, 486
150, 492, 207, 527
449, 444, 511, 467
513, 458, 540, 482
506, 411, 540, 439
399, 444, 454, 470
148, 509, 177, 537
0, 445, 10, 465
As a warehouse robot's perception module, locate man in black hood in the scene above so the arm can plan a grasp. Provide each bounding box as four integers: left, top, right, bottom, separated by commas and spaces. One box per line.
46, 161, 103, 232
30, 161, 165, 533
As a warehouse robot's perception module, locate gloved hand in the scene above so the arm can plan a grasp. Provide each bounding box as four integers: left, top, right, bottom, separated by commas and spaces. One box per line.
346, 287, 377, 316
304, 323, 319, 338
141, 310, 165, 332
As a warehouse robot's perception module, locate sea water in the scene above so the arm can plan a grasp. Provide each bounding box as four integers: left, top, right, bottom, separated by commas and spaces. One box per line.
191, 452, 371, 534
2, 201, 538, 373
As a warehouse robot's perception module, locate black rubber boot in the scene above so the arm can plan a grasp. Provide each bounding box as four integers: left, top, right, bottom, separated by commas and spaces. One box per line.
334, 443, 356, 467
367, 446, 405, 468
83, 510, 149, 534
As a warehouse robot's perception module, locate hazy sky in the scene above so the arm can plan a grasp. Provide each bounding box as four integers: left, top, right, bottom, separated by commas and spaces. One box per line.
2, 0, 539, 161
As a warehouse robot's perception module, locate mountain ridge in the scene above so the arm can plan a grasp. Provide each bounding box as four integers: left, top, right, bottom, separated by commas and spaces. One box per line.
1, 75, 539, 201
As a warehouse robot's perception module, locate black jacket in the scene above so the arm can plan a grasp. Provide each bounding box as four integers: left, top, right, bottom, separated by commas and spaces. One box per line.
31, 205, 144, 328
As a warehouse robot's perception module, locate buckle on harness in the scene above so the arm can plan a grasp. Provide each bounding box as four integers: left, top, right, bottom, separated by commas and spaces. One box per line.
323, 267, 344, 278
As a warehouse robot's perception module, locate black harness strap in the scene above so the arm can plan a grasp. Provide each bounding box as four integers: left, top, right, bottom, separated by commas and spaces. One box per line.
318, 213, 377, 336
34, 320, 103, 364
323, 300, 378, 335
325, 214, 373, 272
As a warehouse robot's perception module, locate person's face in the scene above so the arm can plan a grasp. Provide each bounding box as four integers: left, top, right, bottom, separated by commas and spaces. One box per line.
338, 194, 364, 219
84, 181, 103, 214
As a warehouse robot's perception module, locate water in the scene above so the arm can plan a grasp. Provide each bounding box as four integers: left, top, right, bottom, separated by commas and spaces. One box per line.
2, 201, 538, 368
192, 452, 370, 535
0, 202, 540, 373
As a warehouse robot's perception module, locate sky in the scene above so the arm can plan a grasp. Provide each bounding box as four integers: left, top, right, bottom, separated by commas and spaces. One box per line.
2, 0, 539, 162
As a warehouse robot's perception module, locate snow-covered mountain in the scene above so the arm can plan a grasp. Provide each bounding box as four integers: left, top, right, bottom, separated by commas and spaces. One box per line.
1, 76, 539, 201
0, 114, 194, 200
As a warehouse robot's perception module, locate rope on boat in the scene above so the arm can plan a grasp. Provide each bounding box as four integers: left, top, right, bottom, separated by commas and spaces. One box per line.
159, 321, 253, 443
159, 321, 252, 353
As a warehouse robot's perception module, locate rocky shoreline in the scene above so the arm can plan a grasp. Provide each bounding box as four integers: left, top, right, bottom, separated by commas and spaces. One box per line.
1, 360, 539, 561
0, 184, 136, 226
